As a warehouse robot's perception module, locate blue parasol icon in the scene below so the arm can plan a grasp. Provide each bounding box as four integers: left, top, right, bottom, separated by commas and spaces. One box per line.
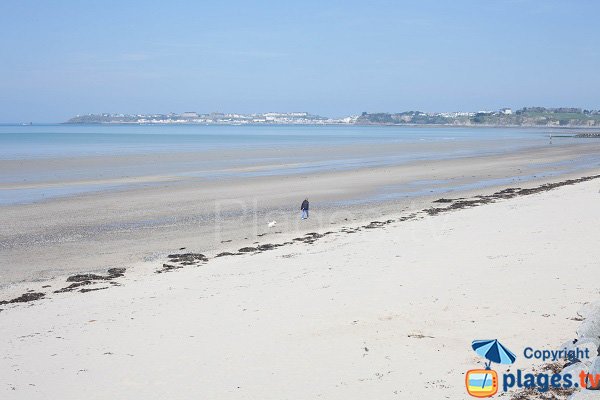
472, 339, 516, 388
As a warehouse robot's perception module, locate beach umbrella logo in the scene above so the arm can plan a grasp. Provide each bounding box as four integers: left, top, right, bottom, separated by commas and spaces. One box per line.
465, 339, 516, 398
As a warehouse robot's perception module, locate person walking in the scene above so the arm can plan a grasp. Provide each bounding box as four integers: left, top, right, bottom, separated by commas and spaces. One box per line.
300, 198, 309, 220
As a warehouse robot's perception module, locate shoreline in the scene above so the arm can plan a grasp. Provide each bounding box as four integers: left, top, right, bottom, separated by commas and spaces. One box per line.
2, 144, 600, 285
5, 121, 600, 129
2, 171, 599, 301
39, 122, 600, 130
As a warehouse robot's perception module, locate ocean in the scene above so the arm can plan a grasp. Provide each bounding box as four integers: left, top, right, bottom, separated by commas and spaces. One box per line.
0, 124, 595, 205
0, 124, 558, 159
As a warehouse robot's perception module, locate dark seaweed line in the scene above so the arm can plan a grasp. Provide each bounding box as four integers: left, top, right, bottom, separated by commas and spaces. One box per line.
2, 173, 599, 310
426, 174, 600, 216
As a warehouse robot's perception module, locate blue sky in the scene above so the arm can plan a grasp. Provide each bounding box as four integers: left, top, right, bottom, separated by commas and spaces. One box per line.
1, 0, 599, 122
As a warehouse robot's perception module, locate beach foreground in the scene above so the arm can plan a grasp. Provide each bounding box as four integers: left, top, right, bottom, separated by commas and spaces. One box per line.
2, 176, 600, 399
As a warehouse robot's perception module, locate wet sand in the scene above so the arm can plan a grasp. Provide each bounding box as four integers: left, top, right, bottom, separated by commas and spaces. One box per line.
1, 141, 600, 284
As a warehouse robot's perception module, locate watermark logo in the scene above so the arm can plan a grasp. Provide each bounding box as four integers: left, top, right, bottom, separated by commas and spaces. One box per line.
466, 339, 598, 397
466, 339, 516, 398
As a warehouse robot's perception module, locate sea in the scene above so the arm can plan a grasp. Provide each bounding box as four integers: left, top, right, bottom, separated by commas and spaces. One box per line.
0, 124, 597, 205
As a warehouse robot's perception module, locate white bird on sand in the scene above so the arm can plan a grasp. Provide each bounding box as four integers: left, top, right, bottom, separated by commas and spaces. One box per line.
267, 220, 277, 228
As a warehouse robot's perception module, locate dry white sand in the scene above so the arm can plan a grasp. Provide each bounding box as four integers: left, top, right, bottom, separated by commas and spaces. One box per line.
1, 176, 600, 399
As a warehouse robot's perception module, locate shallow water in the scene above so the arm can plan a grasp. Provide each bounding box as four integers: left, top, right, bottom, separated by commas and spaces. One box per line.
0, 124, 555, 159
0, 124, 591, 205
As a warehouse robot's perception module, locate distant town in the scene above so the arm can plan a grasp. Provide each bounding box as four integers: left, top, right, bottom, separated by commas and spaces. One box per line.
66, 107, 600, 127
66, 112, 355, 125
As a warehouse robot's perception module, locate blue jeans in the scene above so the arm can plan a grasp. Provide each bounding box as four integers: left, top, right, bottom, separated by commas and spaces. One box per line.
301, 209, 309, 219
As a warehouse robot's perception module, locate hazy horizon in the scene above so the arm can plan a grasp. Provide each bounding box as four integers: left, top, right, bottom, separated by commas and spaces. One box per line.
1, 0, 599, 123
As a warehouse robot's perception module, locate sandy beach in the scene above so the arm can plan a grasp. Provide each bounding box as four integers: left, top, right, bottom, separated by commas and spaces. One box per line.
2, 172, 600, 399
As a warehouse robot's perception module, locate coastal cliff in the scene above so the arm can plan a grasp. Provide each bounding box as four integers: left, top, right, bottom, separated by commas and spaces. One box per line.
356, 107, 600, 127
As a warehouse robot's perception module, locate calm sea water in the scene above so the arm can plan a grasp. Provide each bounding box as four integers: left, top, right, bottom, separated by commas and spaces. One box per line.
0, 124, 555, 159
0, 124, 591, 205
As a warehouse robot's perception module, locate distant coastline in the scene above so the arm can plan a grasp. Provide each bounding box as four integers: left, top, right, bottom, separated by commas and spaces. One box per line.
65, 107, 600, 127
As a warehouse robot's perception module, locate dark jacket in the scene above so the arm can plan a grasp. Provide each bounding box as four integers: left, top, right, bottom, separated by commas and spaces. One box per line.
301, 200, 309, 210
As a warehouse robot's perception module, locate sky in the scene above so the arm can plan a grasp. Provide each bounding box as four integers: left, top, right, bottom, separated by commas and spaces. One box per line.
1, 0, 599, 122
